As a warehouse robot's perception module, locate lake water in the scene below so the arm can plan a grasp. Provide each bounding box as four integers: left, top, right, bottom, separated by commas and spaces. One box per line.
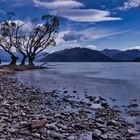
15, 62, 140, 128
15, 62, 140, 104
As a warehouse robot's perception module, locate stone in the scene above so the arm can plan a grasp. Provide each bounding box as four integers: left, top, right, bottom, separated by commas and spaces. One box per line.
101, 102, 108, 108
95, 118, 104, 124
130, 136, 140, 140
128, 129, 135, 135
45, 122, 57, 130
57, 124, 67, 130
0, 68, 137, 140
33, 133, 41, 138
80, 132, 92, 140
48, 131, 65, 139
101, 134, 108, 139
92, 129, 101, 138
7, 128, 17, 133
128, 104, 138, 108
68, 135, 77, 140
30, 119, 47, 129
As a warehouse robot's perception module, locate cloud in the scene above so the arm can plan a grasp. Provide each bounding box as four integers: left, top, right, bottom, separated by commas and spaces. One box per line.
33, 0, 84, 9
63, 31, 87, 41
22, 21, 33, 32
51, 27, 129, 52
126, 45, 140, 50
86, 45, 97, 50
61, 28, 130, 43
32, 0, 122, 22
59, 9, 122, 22
83, 28, 131, 40
2, 0, 32, 7
118, 0, 140, 10
5, 20, 33, 32
55, 31, 68, 45
2, 0, 122, 22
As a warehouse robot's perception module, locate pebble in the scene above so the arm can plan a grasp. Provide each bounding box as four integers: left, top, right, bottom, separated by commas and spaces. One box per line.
0, 68, 139, 140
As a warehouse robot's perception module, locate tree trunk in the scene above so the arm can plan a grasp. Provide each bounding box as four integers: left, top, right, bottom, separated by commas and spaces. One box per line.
21, 56, 27, 65
29, 57, 35, 66
9, 56, 18, 65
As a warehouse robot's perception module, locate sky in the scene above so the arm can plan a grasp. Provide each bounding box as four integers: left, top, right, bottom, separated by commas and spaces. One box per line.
0, 0, 140, 52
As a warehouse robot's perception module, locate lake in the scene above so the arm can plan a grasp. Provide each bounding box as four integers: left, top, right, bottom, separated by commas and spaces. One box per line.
15, 62, 140, 104
14, 62, 140, 128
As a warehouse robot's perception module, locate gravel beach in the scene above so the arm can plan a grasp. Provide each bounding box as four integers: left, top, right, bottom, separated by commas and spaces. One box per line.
0, 67, 140, 140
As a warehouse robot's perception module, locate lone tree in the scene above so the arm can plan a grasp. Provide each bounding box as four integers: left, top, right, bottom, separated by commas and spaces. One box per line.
0, 13, 59, 66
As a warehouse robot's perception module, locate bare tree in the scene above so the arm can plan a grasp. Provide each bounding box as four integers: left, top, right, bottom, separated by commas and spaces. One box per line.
0, 13, 59, 66
25, 15, 59, 65
0, 21, 19, 65
0, 12, 20, 65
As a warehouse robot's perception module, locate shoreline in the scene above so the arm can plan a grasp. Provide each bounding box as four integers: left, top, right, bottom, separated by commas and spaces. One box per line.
0, 67, 140, 140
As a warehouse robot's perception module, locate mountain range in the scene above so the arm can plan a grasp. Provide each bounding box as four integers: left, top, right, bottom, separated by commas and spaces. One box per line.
101, 49, 140, 61
42, 48, 140, 62
1, 48, 140, 62
42, 48, 112, 62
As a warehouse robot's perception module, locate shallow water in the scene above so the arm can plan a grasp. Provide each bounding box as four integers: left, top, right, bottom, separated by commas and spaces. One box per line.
15, 62, 140, 127
15, 62, 140, 103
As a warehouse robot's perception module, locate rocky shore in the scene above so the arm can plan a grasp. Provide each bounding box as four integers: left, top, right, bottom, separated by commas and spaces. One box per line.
0, 67, 140, 140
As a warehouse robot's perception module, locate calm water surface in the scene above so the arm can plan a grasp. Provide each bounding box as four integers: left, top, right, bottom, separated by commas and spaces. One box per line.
15, 62, 140, 103
15, 62, 140, 127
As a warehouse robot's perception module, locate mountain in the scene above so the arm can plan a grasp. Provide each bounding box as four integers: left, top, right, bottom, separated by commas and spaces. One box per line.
0, 49, 24, 62
101, 49, 140, 61
101, 49, 122, 59
42, 48, 113, 62
113, 49, 140, 61
133, 58, 140, 62
1, 47, 140, 62
0, 49, 47, 63
35, 52, 48, 62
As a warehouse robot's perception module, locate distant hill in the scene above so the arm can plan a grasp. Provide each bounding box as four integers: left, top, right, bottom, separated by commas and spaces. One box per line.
101, 49, 140, 61
42, 48, 113, 62
0, 49, 44, 63
133, 58, 140, 62
35, 52, 48, 62
1, 47, 140, 62
113, 49, 140, 61
0, 49, 24, 63
101, 49, 122, 59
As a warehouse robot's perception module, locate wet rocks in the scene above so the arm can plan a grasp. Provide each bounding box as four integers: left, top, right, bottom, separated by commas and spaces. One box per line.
127, 110, 140, 116
92, 129, 101, 138
101, 101, 109, 108
0, 67, 139, 139
87, 96, 96, 102
30, 119, 48, 129
128, 103, 139, 108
